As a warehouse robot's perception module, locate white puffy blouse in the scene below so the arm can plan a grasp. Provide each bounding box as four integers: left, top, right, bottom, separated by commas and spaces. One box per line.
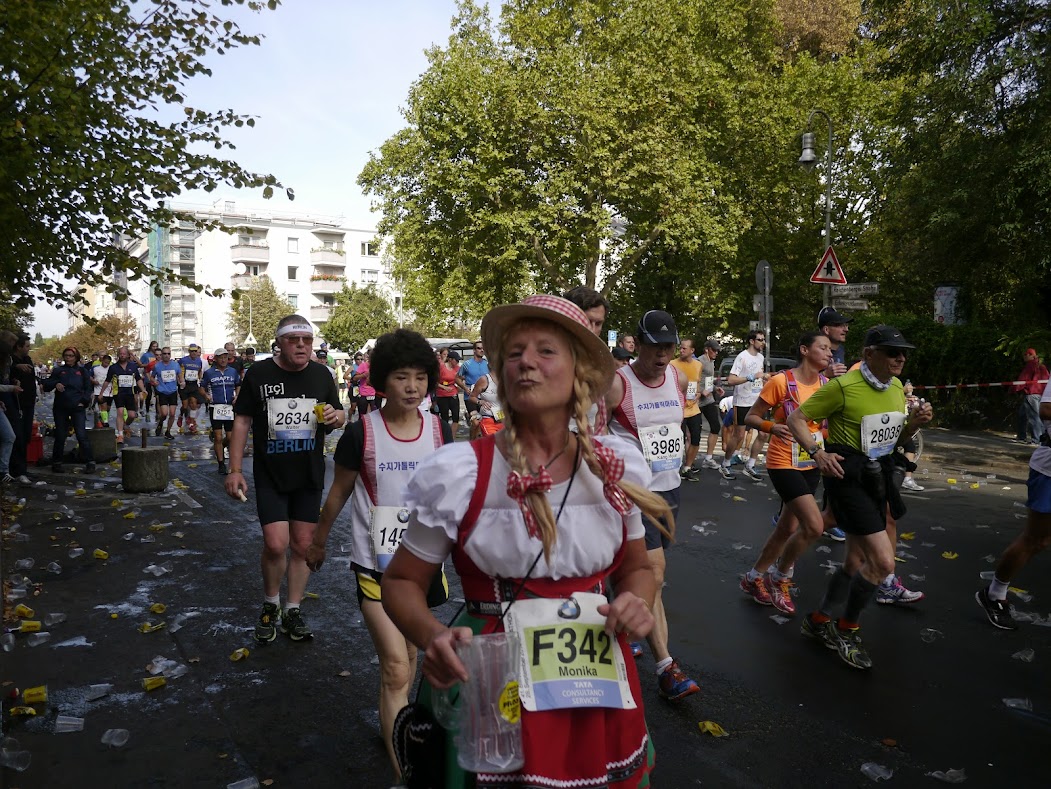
401, 433, 651, 581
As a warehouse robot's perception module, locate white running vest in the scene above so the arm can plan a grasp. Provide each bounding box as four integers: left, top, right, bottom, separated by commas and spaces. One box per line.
350, 409, 445, 571
609, 365, 685, 492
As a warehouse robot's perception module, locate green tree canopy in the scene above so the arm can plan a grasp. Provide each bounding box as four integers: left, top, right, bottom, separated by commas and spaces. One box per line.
0, 0, 285, 310
226, 276, 295, 349
35, 314, 140, 364
322, 285, 398, 353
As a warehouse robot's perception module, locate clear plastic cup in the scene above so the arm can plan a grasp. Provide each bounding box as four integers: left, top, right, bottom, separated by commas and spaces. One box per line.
101, 728, 130, 747
86, 683, 113, 701
27, 632, 51, 647
434, 632, 524, 774
44, 612, 67, 626
54, 715, 85, 733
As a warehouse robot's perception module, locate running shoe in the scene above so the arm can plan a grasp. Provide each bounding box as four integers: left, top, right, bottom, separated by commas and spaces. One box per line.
701, 457, 721, 470
84, 462, 96, 473
16, 474, 31, 485
679, 467, 701, 481
876, 575, 925, 605
729, 453, 746, 466
630, 642, 643, 658
768, 575, 796, 615
975, 587, 1017, 630
255, 602, 280, 643
155, 424, 163, 437
740, 574, 773, 605
164, 431, 174, 440
833, 624, 873, 669
825, 526, 846, 542
718, 465, 737, 481
800, 614, 838, 649
657, 660, 699, 700
901, 477, 925, 492
281, 607, 313, 641
217, 461, 228, 475
741, 466, 763, 482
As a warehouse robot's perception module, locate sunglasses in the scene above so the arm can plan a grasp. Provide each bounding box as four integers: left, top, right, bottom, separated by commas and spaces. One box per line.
878, 347, 908, 359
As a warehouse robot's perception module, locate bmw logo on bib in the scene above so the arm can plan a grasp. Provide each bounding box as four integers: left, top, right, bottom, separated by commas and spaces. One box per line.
557, 597, 581, 620
659, 426, 669, 437
288, 399, 297, 410
397, 508, 410, 523
881, 414, 890, 425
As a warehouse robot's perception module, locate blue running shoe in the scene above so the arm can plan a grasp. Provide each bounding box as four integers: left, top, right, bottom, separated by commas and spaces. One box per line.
826, 526, 846, 542
658, 660, 700, 700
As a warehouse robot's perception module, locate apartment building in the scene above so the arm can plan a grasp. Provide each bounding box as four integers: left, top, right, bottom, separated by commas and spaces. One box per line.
81, 199, 398, 353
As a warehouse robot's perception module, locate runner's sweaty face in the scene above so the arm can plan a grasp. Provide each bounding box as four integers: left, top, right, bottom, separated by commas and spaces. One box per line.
636, 341, 675, 376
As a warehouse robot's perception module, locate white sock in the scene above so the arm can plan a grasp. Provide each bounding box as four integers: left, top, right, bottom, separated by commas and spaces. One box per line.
704, 454, 713, 461
747, 458, 756, 469
655, 657, 674, 675
284, 603, 300, 612
989, 578, 1010, 601
265, 594, 280, 606
881, 573, 895, 587
746, 568, 761, 582
770, 568, 787, 582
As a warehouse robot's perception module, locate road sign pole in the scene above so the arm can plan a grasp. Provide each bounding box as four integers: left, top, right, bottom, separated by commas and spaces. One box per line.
764, 266, 772, 373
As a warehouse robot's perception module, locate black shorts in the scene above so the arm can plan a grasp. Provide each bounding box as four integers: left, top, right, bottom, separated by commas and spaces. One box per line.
209, 407, 233, 433
768, 467, 821, 503
180, 385, 201, 402
358, 395, 377, 414
682, 413, 702, 445
644, 488, 679, 551
700, 402, 721, 434
823, 475, 887, 536
114, 391, 138, 412
900, 437, 917, 454
734, 405, 752, 426
355, 566, 449, 608
156, 391, 178, 407
255, 482, 323, 526
97, 396, 113, 408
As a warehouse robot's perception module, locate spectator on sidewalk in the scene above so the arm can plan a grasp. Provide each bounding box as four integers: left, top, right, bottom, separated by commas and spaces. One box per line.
1015, 348, 1049, 444
10, 333, 37, 483
41, 347, 95, 473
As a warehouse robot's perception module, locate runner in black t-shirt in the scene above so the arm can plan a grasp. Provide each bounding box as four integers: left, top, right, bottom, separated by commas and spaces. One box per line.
226, 315, 344, 644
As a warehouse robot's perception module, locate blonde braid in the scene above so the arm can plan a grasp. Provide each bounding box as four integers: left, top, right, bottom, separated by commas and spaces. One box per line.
572, 373, 675, 541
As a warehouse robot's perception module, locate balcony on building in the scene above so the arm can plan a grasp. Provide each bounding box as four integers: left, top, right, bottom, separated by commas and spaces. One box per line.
230, 242, 271, 264
310, 247, 346, 268
230, 273, 262, 291
310, 304, 333, 323
309, 272, 346, 295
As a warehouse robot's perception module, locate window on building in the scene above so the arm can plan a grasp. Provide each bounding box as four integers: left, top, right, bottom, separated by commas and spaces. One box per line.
288, 266, 298, 280
361, 269, 379, 284
288, 238, 299, 253
288, 294, 298, 308
361, 242, 379, 257
321, 240, 344, 251
179, 229, 195, 244
224, 201, 236, 212
249, 265, 261, 276
178, 246, 194, 260
238, 234, 252, 246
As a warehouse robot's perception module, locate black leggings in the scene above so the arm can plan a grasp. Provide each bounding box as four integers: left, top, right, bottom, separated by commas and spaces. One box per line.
436, 396, 460, 425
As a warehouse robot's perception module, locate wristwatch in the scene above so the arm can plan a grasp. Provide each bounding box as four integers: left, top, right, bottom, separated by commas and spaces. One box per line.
808, 445, 822, 456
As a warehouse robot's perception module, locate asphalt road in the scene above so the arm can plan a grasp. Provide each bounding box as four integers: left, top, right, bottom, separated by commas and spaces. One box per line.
2, 417, 1049, 788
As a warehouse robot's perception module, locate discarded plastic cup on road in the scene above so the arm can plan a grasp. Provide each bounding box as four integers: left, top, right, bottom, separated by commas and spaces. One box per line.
141, 676, 166, 691
926, 768, 967, 783
101, 728, 130, 748
230, 647, 250, 661
169, 614, 188, 633
1012, 648, 1035, 663
23, 685, 48, 704
0, 739, 31, 771
919, 628, 942, 643
44, 612, 67, 626
89, 523, 103, 532
27, 632, 51, 647
16, 620, 42, 633
47, 561, 62, 574
54, 715, 85, 733
68, 547, 85, 558
138, 621, 166, 634
860, 762, 893, 782
227, 778, 260, 789
86, 683, 113, 701
1003, 697, 1032, 710
13, 558, 34, 570
93, 549, 109, 560
1, 633, 14, 652
149, 603, 167, 614
14, 603, 34, 618
164, 663, 189, 679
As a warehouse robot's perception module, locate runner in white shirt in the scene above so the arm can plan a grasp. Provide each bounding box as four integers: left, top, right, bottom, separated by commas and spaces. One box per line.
606, 309, 698, 701
721, 330, 771, 480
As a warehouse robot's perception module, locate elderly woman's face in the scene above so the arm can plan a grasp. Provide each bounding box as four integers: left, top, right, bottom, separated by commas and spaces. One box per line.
501, 322, 574, 415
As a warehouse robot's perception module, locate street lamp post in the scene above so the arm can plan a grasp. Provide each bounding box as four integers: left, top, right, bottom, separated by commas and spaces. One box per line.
240, 294, 257, 346
799, 109, 833, 308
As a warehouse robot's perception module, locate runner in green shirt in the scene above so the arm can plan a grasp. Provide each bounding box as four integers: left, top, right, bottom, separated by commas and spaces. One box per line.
787, 325, 933, 670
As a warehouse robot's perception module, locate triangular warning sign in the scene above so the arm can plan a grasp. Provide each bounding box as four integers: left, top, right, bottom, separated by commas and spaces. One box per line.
810, 246, 847, 285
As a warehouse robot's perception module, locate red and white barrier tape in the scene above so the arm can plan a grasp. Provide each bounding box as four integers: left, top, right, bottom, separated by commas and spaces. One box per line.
912, 379, 1050, 392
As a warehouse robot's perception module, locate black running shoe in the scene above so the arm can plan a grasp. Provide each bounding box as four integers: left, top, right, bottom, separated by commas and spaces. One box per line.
741, 466, 763, 482
834, 625, 873, 669
976, 587, 1017, 630
218, 461, 228, 475
800, 614, 838, 650
281, 607, 313, 641
254, 602, 280, 643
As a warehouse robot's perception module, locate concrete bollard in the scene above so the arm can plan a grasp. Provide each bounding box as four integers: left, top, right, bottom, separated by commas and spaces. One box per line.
86, 429, 118, 463
121, 446, 170, 493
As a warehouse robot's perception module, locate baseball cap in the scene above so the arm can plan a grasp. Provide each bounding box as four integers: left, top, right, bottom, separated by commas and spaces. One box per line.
611, 347, 632, 361
637, 310, 679, 345
213, 348, 227, 357
315, 349, 327, 357
188, 343, 200, 351
817, 307, 853, 327
703, 338, 722, 352
863, 325, 916, 349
